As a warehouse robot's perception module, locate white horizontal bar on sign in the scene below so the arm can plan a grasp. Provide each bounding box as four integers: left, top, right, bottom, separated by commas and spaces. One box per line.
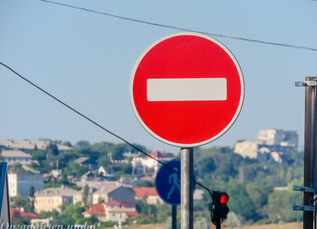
147, 78, 227, 101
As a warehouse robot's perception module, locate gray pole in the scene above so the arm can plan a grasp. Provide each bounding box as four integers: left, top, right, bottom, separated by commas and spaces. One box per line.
304, 76, 317, 229
181, 147, 194, 229
172, 205, 177, 229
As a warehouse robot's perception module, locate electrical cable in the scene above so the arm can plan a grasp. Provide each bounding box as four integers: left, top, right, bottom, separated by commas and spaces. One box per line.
0, 61, 213, 199
39, 0, 317, 52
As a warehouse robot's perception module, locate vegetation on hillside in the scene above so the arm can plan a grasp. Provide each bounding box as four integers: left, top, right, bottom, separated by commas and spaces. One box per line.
194, 146, 303, 224
14, 140, 304, 225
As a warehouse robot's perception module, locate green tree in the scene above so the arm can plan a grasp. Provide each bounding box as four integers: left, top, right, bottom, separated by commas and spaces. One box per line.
8, 163, 24, 173
113, 163, 133, 178
75, 140, 90, 149
62, 141, 72, 147
82, 184, 90, 207
28, 186, 35, 212
245, 182, 273, 219
10, 196, 27, 208
135, 199, 158, 219
97, 154, 111, 167
63, 162, 88, 177
47, 143, 59, 156
135, 180, 154, 187
11, 210, 30, 225
197, 157, 215, 176
111, 144, 127, 160
74, 140, 91, 155
61, 203, 86, 225
264, 190, 302, 223
223, 179, 257, 221
156, 203, 171, 223
246, 182, 273, 208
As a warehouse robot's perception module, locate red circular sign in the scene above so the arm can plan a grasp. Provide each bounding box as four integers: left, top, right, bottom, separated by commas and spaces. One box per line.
130, 32, 244, 147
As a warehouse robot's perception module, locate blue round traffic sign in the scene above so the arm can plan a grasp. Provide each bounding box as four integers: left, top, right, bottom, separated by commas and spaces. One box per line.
155, 160, 196, 205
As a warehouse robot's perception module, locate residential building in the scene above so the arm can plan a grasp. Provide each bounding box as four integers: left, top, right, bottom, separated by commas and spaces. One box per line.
78, 170, 116, 183
234, 128, 299, 163
0, 139, 72, 152
8, 173, 44, 199
74, 180, 131, 192
34, 187, 83, 213
257, 129, 298, 148
98, 166, 115, 180
1, 150, 32, 165
74, 157, 98, 170
50, 169, 62, 178
83, 203, 107, 222
81, 171, 97, 182
31, 218, 53, 226
92, 185, 135, 205
233, 141, 258, 159
133, 187, 163, 205
131, 151, 174, 176
83, 201, 138, 223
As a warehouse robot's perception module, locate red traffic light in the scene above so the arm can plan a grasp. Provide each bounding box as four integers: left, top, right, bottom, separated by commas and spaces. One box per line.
220, 194, 229, 204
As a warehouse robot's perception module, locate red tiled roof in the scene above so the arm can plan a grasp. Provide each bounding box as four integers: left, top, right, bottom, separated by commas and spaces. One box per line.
105, 201, 135, 208
150, 151, 163, 158
125, 211, 138, 216
149, 151, 174, 159
83, 203, 105, 215
11, 208, 39, 218
133, 187, 158, 198
84, 202, 137, 217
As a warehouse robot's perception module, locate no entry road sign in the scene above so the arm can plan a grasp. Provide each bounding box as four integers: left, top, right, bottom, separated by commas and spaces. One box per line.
130, 32, 244, 147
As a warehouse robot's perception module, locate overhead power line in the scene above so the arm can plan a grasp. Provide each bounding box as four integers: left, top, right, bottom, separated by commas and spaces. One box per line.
0, 61, 213, 198
39, 0, 317, 52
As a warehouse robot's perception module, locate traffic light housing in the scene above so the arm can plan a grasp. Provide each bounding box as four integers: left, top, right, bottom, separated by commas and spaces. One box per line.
210, 191, 230, 225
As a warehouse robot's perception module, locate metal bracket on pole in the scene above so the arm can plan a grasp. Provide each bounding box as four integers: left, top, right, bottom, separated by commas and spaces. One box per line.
293, 186, 317, 212
295, 80, 317, 87
293, 205, 317, 212
294, 185, 317, 193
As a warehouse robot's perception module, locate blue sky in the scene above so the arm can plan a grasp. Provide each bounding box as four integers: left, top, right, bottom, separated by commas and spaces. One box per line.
1, 0, 317, 153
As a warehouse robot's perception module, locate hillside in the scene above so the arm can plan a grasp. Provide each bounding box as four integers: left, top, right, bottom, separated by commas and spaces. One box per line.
4, 140, 305, 225
109, 222, 302, 229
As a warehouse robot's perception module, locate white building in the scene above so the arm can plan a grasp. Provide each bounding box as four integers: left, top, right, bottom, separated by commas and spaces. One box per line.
83, 201, 138, 223
1, 150, 32, 165
8, 173, 44, 198
34, 187, 83, 213
234, 129, 298, 163
257, 129, 298, 149
92, 185, 135, 205
131, 151, 174, 176
233, 141, 258, 159
0, 139, 72, 151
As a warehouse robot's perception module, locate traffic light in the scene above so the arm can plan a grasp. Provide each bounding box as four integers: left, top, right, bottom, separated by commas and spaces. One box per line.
210, 191, 230, 226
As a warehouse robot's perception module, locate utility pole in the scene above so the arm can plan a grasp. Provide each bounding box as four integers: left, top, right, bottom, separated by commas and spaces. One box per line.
304, 77, 317, 229
294, 77, 317, 229
181, 148, 194, 229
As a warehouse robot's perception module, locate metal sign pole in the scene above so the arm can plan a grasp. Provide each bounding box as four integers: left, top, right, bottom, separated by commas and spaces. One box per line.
172, 205, 177, 229
216, 220, 221, 229
304, 77, 317, 229
181, 147, 194, 229
0, 162, 11, 225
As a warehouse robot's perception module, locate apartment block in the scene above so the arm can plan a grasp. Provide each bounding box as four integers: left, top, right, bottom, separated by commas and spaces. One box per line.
34, 187, 82, 213
234, 128, 299, 163
8, 173, 44, 199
